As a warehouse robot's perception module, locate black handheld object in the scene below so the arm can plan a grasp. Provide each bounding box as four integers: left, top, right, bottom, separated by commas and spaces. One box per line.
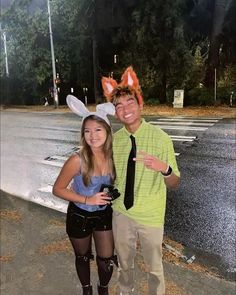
99, 184, 120, 207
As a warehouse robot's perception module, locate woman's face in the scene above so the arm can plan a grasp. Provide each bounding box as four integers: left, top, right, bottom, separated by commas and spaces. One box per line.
83, 119, 107, 150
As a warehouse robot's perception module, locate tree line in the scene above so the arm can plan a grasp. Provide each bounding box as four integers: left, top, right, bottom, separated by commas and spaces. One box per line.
0, 0, 235, 106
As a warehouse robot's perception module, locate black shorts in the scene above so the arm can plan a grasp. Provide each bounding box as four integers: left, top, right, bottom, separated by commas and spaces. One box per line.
66, 202, 113, 239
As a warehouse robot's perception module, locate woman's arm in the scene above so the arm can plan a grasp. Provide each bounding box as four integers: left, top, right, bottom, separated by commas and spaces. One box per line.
53, 154, 87, 203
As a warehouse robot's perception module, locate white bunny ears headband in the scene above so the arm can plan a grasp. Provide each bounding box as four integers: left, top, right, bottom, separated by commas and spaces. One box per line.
66, 95, 115, 126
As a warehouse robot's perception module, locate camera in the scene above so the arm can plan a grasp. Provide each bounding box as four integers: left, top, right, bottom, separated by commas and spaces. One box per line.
99, 184, 120, 207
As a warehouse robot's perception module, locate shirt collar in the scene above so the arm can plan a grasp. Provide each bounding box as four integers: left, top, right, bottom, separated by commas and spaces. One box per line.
123, 119, 147, 137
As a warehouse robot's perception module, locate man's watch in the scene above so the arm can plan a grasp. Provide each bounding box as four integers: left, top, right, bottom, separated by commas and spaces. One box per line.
161, 165, 172, 177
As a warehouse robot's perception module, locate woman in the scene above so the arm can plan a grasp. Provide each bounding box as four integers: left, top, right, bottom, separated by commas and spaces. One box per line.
53, 95, 118, 295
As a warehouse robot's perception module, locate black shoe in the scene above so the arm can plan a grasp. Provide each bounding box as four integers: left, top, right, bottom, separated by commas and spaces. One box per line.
97, 284, 108, 295
82, 285, 92, 295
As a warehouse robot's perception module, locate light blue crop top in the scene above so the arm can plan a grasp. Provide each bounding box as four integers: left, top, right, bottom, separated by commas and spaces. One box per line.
72, 174, 111, 212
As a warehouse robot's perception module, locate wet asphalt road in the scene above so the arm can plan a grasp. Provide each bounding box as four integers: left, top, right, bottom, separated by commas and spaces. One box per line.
163, 117, 236, 279
1, 111, 235, 280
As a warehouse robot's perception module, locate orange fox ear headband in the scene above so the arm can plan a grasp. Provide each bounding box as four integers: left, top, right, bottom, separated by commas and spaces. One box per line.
101, 66, 143, 105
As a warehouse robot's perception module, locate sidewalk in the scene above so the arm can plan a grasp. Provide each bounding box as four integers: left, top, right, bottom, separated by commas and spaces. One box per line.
1, 191, 235, 295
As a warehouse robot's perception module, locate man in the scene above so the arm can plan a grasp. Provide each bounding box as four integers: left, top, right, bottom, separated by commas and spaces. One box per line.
102, 67, 180, 295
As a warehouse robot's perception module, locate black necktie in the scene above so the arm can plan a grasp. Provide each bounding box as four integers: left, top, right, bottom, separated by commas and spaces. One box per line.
124, 135, 136, 210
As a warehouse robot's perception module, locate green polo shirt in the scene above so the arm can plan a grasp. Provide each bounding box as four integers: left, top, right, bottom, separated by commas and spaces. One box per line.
113, 119, 180, 227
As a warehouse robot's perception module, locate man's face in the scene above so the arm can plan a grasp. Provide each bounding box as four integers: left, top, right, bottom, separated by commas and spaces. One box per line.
114, 95, 143, 131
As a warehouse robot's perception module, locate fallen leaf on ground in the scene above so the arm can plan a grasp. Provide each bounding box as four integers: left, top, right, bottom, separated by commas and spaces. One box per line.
0, 254, 14, 262
49, 219, 64, 227
0, 210, 22, 222
166, 279, 186, 295
38, 239, 73, 255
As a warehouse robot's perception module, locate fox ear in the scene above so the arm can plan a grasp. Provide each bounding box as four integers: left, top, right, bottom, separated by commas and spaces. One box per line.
121, 66, 139, 89
101, 77, 118, 101
121, 66, 143, 105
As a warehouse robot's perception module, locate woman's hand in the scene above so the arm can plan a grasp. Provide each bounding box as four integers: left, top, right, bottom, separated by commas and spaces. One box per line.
86, 192, 111, 206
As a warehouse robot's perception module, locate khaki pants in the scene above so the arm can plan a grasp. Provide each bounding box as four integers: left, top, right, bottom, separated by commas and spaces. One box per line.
113, 211, 165, 295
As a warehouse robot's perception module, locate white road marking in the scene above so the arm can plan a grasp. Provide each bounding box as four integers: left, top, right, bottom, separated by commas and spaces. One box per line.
153, 125, 208, 131
151, 121, 214, 126
157, 116, 222, 120
149, 117, 220, 131
170, 135, 197, 142
156, 118, 220, 123
171, 138, 195, 142
46, 155, 68, 161
40, 160, 64, 167
170, 135, 196, 139
38, 185, 52, 193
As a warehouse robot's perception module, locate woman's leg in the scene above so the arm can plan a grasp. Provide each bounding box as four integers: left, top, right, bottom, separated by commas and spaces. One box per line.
93, 230, 115, 286
66, 202, 94, 293
93, 229, 118, 295
69, 235, 93, 292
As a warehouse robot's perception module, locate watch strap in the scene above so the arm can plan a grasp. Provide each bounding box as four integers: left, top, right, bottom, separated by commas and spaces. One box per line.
161, 165, 172, 176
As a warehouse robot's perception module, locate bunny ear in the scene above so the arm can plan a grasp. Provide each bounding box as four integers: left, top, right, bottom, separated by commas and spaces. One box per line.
96, 102, 115, 116
66, 95, 90, 117
67, 95, 114, 126
101, 77, 118, 101
120, 66, 139, 89
96, 102, 115, 125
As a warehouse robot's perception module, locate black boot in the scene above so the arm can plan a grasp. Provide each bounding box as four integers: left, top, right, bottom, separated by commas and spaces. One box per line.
97, 284, 108, 295
82, 285, 92, 295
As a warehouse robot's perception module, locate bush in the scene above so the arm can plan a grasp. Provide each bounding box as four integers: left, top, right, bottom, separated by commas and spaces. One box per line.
145, 98, 160, 105
216, 87, 235, 104
185, 87, 215, 106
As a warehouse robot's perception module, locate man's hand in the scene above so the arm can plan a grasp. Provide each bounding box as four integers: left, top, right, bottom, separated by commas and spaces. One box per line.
134, 150, 180, 188
134, 151, 168, 173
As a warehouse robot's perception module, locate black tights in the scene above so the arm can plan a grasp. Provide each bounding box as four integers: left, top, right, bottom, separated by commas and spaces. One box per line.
69, 230, 114, 287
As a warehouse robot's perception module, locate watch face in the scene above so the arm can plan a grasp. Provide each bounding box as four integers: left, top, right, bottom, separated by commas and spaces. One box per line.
162, 166, 172, 176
